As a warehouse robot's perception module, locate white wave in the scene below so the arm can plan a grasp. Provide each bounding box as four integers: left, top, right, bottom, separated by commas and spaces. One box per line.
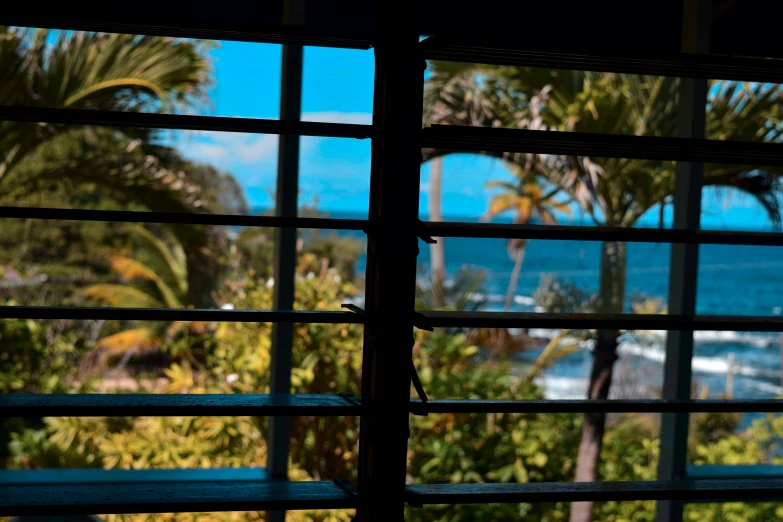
534, 375, 588, 400
514, 295, 536, 306
467, 292, 487, 302
691, 356, 761, 377
470, 293, 535, 306
621, 330, 777, 349
517, 327, 776, 351
618, 342, 666, 363
693, 330, 777, 348
528, 328, 562, 339
746, 381, 783, 395
618, 341, 764, 377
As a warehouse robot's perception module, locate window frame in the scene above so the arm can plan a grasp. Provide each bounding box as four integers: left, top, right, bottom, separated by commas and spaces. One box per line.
4, 1, 783, 521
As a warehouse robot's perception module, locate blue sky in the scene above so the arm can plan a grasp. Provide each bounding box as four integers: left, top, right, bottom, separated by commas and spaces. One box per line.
172, 41, 778, 230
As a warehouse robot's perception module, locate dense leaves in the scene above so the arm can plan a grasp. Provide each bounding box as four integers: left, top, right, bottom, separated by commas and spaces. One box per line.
4, 27, 783, 522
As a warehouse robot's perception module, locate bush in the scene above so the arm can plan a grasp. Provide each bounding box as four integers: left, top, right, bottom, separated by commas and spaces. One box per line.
407, 331, 581, 522
8, 267, 783, 521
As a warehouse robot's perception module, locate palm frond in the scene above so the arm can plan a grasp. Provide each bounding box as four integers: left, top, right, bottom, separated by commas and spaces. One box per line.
110, 256, 159, 282
127, 224, 188, 296
96, 327, 162, 355
704, 169, 783, 227
32, 30, 213, 113
108, 255, 184, 310
486, 192, 517, 218
526, 330, 583, 382
83, 284, 163, 308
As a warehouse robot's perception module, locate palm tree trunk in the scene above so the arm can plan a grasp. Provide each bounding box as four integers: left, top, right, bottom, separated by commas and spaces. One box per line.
179, 226, 223, 308
429, 157, 446, 308
504, 243, 527, 311
569, 241, 626, 522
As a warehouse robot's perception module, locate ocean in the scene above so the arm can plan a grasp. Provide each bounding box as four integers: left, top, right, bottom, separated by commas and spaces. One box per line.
320, 211, 783, 406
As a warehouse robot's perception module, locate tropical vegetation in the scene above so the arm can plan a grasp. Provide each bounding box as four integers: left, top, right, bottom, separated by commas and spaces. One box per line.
422, 62, 783, 521
3, 25, 783, 522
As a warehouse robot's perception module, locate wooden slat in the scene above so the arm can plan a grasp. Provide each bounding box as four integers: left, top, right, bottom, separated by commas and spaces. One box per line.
420, 37, 783, 83
421, 124, 783, 167
0, 106, 373, 139
410, 399, 783, 415
1, 480, 359, 516
0, 206, 369, 231
417, 311, 783, 332
0, 17, 373, 49
405, 479, 783, 505
2, 394, 362, 417
0, 306, 363, 323
421, 221, 783, 247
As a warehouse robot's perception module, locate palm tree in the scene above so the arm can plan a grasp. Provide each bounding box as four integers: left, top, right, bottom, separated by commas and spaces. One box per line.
1, 27, 212, 188
428, 157, 447, 308
484, 168, 570, 311
423, 63, 783, 521
83, 225, 191, 362
0, 27, 221, 305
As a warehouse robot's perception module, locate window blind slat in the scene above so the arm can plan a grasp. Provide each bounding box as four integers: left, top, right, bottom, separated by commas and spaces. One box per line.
0, 106, 373, 139
410, 399, 783, 415
0, 306, 363, 323
0, 206, 368, 230
418, 311, 783, 332
1, 480, 360, 516
0, 17, 374, 49
421, 221, 783, 247
422, 124, 783, 167
421, 37, 783, 83
2, 394, 362, 417
405, 479, 783, 505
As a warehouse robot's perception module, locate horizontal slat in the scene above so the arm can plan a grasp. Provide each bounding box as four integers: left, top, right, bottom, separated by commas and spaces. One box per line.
687, 465, 783, 480
1, 480, 359, 516
0, 106, 373, 139
404, 479, 783, 505
0, 467, 268, 485
417, 311, 783, 332
422, 125, 783, 167
1, 394, 361, 417
2, 17, 373, 49
0, 206, 369, 230
410, 399, 783, 415
421, 221, 783, 247
421, 37, 783, 83
0, 306, 363, 323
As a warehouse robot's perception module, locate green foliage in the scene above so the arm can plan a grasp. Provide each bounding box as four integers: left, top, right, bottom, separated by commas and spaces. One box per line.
416, 266, 487, 313
0, 308, 91, 463
302, 233, 363, 283
234, 208, 364, 283
594, 415, 659, 521
0, 308, 86, 395
424, 64, 783, 228
6, 27, 783, 522
0, 27, 237, 309
408, 331, 581, 522
9, 274, 783, 521
693, 410, 744, 448
6, 263, 361, 522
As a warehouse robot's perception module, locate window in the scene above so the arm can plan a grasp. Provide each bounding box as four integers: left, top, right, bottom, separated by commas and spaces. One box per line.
3, 3, 783, 522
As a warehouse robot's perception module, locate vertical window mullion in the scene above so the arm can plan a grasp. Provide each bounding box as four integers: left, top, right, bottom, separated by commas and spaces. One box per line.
356, 2, 424, 521
656, 1, 711, 521
267, 3, 305, 522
